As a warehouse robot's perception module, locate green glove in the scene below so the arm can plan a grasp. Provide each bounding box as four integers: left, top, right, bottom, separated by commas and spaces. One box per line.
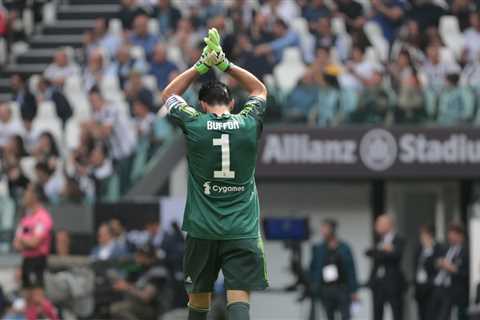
203, 28, 231, 72
194, 47, 212, 75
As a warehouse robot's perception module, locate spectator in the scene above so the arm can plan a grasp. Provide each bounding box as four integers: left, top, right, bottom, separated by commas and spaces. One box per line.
109, 44, 148, 90
125, 70, 155, 113
313, 17, 351, 62
85, 87, 136, 193
437, 73, 475, 125
43, 49, 78, 88
348, 70, 393, 124
0, 102, 23, 148
421, 44, 460, 94
152, 0, 182, 37
460, 50, 480, 92
59, 176, 86, 204
10, 73, 37, 124
84, 17, 122, 59
260, 0, 300, 24
429, 223, 469, 320
133, 96, 155, 141
110, 244, 166, 320
344, 45, 379, 90
55, 230, 71, 256
34, 162, 63, 204
13, 183, 58, 320
450, 0, 474, 31
2, 135, 29, 201
88, 142, 114, 200
83, 48, 108, 92
335, 0, 368, 47
117, 0, 146, 30
309, 219, 359, 320
128, 14, 159, 61
463, 11, 480, 64
90, 223, 128, 261
149, 42, 178, 90
371, 0, 407, 44
36, 77, 73, 128
388, 49, 414, 91
365, 214, 406, 320
407, 0, 445, 30
254, 18, 301, 64
395, 72, 427, 124
285, 70, 319, 121
109, 219, 129, 254
32, 131, 59, 172
413, 225, 442, 320
303, 0, 330, 26
168, 17, 202, 69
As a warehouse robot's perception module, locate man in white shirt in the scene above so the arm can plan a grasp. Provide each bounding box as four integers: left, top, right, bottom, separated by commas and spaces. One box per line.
0, 102, 24, 148
421, 44, 460, 94
85, 87, 136, 193
43, 49, 79, 88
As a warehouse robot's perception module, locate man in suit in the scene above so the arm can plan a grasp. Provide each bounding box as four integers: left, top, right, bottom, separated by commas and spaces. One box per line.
310, 219, 359, 320
413, 225, 443, 320
11, 73, 37, 123
428, 223, 469, 320
366, 214, 406, 320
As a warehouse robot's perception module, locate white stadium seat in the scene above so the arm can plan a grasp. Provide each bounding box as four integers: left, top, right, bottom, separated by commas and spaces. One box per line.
364, 21, 389, 62
332, 17, 347, 35
273, 47, 306, 95
109, 18, 123, 35
37, 101, 57, 120
439, 15, 465, 58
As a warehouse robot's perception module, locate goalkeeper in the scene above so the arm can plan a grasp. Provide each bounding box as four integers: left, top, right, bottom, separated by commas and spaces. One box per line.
160, 28, 269, 320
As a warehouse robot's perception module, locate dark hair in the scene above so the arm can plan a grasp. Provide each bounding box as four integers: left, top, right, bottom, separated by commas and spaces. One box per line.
198, 80, 232, 106
448, 223, 465, 235
11, 134, 28, 158
419, 224, 435, 236
322, 218, 338, 235
88, 85, 102, 97
40, 131, 60, 157
274, 18, 288, 30
11, 73, 27, 83
31, 183, 48, 203
35, 161, 53, 176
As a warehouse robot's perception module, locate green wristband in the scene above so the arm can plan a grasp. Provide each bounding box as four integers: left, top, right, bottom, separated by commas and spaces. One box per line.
216, 58, 231, 72
195, 62, 210, 75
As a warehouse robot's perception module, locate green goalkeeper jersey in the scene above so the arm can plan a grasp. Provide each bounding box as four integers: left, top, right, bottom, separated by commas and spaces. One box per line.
166, 94, 267, 240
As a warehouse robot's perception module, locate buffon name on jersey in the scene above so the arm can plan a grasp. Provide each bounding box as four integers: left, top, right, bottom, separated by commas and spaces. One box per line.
207, 120, 240, 131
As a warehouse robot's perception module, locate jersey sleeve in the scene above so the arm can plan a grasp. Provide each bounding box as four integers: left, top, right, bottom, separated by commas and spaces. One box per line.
239, 96, 267, 122
165, 95, 199, 130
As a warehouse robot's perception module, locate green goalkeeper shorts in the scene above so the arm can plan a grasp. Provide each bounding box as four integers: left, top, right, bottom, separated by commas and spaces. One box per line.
183, 235, 269, 293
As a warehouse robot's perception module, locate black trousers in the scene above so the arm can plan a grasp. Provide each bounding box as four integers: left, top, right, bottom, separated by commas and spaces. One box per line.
320, 285, 351, 320
415, 286, 433, 320
428, 287, 468, 320
372, 288, 403, 320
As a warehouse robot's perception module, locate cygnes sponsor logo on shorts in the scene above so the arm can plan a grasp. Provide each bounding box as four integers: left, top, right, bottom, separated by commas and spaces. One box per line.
359, 129, 397, 171
203, 181, 245, 195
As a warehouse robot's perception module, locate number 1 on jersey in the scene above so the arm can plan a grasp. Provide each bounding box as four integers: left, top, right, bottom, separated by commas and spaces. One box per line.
213, 134, 235, 179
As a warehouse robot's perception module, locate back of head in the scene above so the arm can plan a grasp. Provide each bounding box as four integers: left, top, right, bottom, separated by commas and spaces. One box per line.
198, 80, 233, 108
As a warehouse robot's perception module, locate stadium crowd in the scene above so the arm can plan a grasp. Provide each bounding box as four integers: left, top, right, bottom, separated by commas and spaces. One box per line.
2, 0, 480, 203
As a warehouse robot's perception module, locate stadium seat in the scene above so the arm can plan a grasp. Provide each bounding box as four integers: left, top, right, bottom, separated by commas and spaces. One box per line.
20, 157, 37, 181
332, 17, 347, 35
23, 8, 34, 36
64, 118, 81, 150
32, 116, 63, 142
364, 21, 388, 62
9, 102, 21, 124
130, 46, 146, 62
148, 19, 159, 35
143, 75, 158, 92
440, 47, 457, 66
109, 18, 123, 35
273, 47, 306, 95
439, 16, 465, 58
290, 17, 315, 63
0, 38, 6, 65
42, 0, 56, 26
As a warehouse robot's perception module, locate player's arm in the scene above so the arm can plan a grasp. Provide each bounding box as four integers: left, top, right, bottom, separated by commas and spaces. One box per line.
160, 67, 199, 104
227, 65, 267, 100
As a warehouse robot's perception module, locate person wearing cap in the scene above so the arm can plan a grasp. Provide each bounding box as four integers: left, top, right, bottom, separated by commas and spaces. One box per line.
428, 223, 469, 320
310, 219, 359, 320
110, 244, 167, 320
13, 183, 58, 320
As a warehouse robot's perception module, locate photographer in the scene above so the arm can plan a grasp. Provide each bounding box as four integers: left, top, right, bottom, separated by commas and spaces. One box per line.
110, 244, 166, 320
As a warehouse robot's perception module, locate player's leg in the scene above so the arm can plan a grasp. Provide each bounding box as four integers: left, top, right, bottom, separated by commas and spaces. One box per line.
221, 237, 269, 320
226, 290, 250, 320
183, 236, 221, 320
188, 293, 211, 320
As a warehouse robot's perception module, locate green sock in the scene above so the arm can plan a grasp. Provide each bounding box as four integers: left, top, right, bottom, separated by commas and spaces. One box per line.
227, 302, 250, 320
188, 305, 208, 320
